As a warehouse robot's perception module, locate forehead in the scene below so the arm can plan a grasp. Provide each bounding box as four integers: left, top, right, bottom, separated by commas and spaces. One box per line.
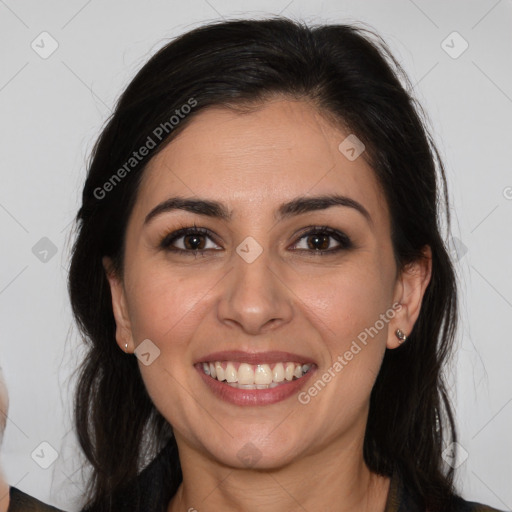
134, 98, 388, 225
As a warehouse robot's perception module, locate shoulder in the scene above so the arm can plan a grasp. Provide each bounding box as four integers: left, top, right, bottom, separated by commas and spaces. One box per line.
81, 438, 181, 512
8, 486, 64, 512
452, 495, 507, 512
387, 469, 506, 512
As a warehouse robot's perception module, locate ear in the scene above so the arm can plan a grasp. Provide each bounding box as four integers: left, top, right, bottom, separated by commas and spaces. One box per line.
102, 256, 135, 353
387, 245, 432, 349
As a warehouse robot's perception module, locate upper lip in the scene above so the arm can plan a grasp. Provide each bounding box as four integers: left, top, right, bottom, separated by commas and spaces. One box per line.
196, 350, 316, 365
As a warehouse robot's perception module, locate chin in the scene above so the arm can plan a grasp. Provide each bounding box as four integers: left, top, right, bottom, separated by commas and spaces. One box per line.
208, 434, 304, 471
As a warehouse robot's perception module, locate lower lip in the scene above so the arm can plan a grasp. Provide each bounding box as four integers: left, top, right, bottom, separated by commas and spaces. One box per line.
195, 364, 316, 406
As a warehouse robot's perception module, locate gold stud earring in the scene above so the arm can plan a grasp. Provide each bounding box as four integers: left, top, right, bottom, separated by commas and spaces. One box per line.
395, 329, 407, 344
124, 343, 129, 353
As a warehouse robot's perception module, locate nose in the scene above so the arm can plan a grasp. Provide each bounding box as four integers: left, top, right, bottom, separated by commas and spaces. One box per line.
216, 246, 294, 335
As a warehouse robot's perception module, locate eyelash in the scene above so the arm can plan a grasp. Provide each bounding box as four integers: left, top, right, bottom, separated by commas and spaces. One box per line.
158, 224, 353, 257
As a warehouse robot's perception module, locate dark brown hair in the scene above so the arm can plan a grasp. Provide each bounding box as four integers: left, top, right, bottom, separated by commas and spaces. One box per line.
68, 17, 459, 511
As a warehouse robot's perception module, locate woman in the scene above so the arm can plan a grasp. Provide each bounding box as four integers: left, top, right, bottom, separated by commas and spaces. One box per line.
67, 17, 503, 512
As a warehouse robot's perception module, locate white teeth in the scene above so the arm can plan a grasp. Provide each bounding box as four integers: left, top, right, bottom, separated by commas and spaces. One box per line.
254, 364, 273, 385
285, 362, 295, 381
238, 363, 254, 385
272, 362, 285, 383
225, 362, 237, 383
215, 362, 225, 382
228, 381, 288, 390
202, 360, 313, 385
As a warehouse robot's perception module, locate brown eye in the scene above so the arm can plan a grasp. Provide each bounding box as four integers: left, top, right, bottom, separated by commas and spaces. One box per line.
159, 225, 352, 257
181, 233, 206, 250
305, 233, 330, 251
160, 227, 221, 254
292, 227, 353, 255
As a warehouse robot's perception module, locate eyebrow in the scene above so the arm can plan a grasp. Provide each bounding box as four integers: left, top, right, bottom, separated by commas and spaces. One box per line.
144, 194, 373, 227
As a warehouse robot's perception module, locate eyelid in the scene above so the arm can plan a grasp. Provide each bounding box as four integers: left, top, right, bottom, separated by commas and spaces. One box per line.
159, 225, 221, 250
290, 225, 353, 251
158, 224, 353, 255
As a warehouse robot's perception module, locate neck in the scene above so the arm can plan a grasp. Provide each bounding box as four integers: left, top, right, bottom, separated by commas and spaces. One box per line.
0, 470, 9, 512
168, 430, 390, 512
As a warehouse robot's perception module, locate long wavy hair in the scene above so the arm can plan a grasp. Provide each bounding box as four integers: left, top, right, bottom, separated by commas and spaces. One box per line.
68, 17, 459, 511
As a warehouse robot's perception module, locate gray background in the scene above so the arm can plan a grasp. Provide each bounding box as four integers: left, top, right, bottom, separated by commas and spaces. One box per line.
0, 0, 511, 510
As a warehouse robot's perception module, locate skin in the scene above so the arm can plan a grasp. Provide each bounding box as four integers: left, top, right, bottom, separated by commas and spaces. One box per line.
0, 369, 9, 512
104, 97, 432, 512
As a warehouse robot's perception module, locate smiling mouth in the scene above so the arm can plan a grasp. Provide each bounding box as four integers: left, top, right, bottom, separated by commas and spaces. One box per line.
199, 361, 314, 389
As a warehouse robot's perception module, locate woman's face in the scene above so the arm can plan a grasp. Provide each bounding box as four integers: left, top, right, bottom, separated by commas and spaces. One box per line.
105, 98, 430, 469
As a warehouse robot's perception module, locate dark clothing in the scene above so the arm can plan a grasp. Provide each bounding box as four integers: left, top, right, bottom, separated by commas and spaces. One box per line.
7, 486, 62, 511
383, 464, 505, 512
8, 440, 505, 511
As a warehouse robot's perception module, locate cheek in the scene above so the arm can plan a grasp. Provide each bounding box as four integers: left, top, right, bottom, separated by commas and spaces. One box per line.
125, 263, 218, 344
293, 258, 392, 399
122, 265, 215, 424
296, 258, 392, 343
